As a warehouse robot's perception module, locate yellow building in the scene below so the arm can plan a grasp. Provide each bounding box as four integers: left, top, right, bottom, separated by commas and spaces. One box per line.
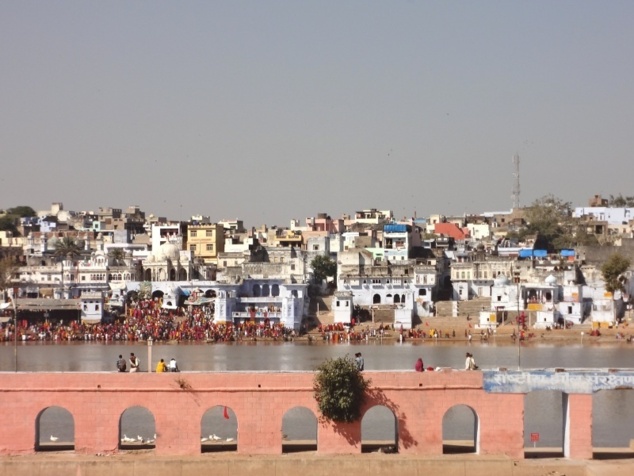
187, 224, 225, 265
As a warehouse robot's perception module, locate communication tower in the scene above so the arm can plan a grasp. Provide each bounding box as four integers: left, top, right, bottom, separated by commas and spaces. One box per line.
512, 154, 520, 209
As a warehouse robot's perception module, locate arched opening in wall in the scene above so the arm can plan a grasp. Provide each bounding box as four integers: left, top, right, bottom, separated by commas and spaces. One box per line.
373, 294, 381, 304
361, 405, 398, 453
253, 284, 261, 297
262, 284, 270, 297
281, 406, 317, 453
144, 269, 151, 281
35, 406, 75, 452
157, 269, 165, 281
442, 405, 479, 454
271, 284, 280, 297
524, 390, 565, 458
169, 269, 176, 281
204, 290, 217, 298
119, 406, 156, 450
593, 389, 634, 459
179, 269, 187, 280
200, 406, 238, 453
393, 294, 401, 304
151, 290, 164, 301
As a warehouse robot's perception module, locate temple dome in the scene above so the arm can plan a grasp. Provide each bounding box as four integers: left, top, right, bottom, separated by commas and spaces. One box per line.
156, 242, 180, 261
545, 274, 558, 285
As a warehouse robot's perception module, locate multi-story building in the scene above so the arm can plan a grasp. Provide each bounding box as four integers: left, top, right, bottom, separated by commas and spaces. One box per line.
187, 223, 225, 265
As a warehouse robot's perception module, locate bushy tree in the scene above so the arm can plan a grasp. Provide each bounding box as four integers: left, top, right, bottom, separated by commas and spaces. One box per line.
0, 215, 17, 234
310, 255, 337, 282
523, 194, 573, 251
313, 355, 370, 423
7, 206, 36, 217
601, 253, 631, 294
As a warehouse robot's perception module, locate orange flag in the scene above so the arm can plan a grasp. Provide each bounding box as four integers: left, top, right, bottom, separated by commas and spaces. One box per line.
223, 406, 229, 419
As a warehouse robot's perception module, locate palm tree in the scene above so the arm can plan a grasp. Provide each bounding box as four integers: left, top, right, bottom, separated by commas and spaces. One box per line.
108, 248, 126, 266
53, 237, 81, 297
53, 237, 82, 261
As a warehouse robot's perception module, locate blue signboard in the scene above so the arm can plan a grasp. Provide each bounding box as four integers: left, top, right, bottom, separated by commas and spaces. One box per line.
483, 370, 634, 394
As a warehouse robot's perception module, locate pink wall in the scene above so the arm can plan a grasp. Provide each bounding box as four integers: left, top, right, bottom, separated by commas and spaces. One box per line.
0, 370, 590, 458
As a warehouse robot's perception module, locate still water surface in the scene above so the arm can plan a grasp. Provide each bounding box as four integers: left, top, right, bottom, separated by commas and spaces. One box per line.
3, 340, 634, 372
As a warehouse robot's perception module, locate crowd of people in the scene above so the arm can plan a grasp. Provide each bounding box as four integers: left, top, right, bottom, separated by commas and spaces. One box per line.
0, 299, 298, 343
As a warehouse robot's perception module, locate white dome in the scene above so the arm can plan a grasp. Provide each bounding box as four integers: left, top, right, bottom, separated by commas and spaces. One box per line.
494, 275, 510, 286
156, 242, 180, 261
545, 274, 558, 285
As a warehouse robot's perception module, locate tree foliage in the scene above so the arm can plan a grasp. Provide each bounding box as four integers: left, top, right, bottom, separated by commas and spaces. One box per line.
608, 194, 634, 208
108, 248, 126, 265
601, 253, 631, 294
0, 215, 17, 234
53, 237, 82, 261
313, 355, 370, 423
521, 194, 599, 250
310, 255, 337, 282
0, 257, 18, 293
0, 206, 36, 235
523, 194, 573, 251
7, 206, 36, 217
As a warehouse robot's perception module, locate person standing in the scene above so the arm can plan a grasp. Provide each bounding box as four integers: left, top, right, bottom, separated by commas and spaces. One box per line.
355, 352, 364, 371
415, 357, 424, 372
116, 354, 127, 372
129, 353, 140, 373
155, 358, 167, 373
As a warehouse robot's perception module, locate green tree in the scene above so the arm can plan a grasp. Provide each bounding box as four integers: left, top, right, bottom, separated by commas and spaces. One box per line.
0, 215, 17, 234
313, 355, 370, 423
7, 206, 36, 217
524, 194, 574, 251
108, 248, 126, 265
310, 255, 337, 282
53, 237, 82, 261
601, 253, 631, 294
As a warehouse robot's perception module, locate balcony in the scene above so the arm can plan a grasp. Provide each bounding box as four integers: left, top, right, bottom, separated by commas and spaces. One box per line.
232, 312, 282, 319
236, 296, 284, 303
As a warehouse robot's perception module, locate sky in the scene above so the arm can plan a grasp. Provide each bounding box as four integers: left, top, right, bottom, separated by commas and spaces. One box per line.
1, 1, 633, 228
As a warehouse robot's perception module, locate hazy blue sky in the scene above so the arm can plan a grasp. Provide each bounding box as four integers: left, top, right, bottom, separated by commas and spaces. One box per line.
2, 1, 633, 227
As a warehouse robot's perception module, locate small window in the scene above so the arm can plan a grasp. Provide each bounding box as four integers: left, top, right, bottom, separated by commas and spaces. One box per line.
190, 245, 196, 252
206, 230, 213, 237
191, 230, 197, 237
206, 244, 213, 251
497, 296, 502, 302
336, 301, 340, 307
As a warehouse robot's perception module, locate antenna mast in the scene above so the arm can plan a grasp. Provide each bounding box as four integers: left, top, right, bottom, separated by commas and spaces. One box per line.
512, 154, 520, 209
